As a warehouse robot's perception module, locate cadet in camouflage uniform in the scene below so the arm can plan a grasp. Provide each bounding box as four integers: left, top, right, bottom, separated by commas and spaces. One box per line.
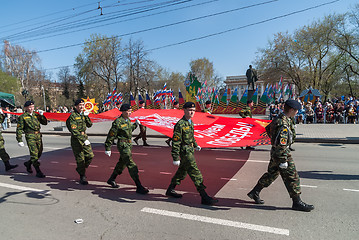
202, 100, 212, 114
0, 108, 18, 171
104, 104, 149, 194
239, 100, 255, 150
166, 102, 218, 205
133, 100, 149, 146
66, 99, 94, 185
16, 101, 47, 178
247, 100, 314, 212
239, 100, 253, 118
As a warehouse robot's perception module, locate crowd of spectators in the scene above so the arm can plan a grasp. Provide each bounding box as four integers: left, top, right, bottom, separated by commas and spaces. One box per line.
269, 96, 359, 124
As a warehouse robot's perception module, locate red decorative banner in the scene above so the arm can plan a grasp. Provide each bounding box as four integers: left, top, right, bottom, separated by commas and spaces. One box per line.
6, 109, 271, 148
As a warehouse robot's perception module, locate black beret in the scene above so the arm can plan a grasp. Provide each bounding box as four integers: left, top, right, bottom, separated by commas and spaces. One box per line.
247, 100, 253, 104
173, 101, 179, 105
75, 99, 85, 106
183, 102, 195, 109
139, 100, 145, 104
120, 103, 132, 111
24, 100, 34, 107
205, 100, 211, 105
285, 100, 301, 110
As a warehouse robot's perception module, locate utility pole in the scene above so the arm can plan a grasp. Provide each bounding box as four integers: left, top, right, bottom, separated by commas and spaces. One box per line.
41, 85, 46, 110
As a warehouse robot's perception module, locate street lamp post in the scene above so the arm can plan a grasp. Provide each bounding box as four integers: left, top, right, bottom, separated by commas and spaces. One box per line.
41, 85, 46, 110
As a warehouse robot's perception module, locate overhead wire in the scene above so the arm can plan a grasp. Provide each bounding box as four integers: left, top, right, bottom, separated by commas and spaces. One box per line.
14, 0, 216, 44
1, 0, 190, 41
40, 0, 340, 71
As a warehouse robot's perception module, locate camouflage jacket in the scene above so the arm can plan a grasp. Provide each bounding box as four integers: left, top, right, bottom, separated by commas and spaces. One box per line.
66, 109, 92, 143
171, 116, 198, 162
265, 112, 294, 163
104, 115, 137, 151
16, 112, 48, 142
239, 106, 252, 118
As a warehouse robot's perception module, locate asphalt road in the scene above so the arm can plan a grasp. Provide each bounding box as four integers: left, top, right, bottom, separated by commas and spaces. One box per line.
0, 133, 358, 240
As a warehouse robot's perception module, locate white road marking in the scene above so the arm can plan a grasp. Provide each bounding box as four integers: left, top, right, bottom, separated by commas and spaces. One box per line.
160, 172, 172, 175
216, 158, 268, 163
133, 153, 148, 156
51, 161, 59, 164
141, 207, 289, 236
210, 149, 236, 152
0, 182, 51, 194
343, 188, 359, 192
221, 178, 237, 181
89, 165, 98, 168
301, 185, 317, 188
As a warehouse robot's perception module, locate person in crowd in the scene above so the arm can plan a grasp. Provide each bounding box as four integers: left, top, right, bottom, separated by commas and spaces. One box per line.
347, 104, 356, 124
305, 102, 314, 124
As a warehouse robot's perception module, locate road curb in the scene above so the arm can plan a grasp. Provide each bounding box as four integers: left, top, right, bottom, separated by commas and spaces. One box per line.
2, 130, 357, 144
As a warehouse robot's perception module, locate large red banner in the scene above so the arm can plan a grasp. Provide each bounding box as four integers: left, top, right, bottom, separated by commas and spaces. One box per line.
6, 109, 270, 148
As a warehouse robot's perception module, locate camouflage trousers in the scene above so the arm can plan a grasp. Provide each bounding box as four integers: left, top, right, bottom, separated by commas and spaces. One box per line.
70, 136, 94, 176
171, 150, 206, 192
134, 125, 147, 141
0, 134, 10, 162
112, 142, 139, 181
25, 133, 43, 167
258, 149, 301, 198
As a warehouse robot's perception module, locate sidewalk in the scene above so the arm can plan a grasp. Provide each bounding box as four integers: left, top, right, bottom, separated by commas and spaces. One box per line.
2, 117, 358, 144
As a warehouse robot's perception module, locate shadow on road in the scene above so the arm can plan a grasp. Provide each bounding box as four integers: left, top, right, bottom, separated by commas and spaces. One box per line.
299, 170, 359, 180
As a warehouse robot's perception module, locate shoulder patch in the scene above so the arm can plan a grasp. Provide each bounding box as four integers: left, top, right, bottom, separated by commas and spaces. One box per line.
71, 124, 77, 129
183, 126, 190, 130
24, 117, 31, 119
173, 135, 180, 141
121, 124, 127, 128
280, 138, 287, 145
75, 117, 81, 120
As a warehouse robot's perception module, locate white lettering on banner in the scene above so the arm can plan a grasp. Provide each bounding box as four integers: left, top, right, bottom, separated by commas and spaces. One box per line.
206, 121, 254, 146
194, 124, 226, 138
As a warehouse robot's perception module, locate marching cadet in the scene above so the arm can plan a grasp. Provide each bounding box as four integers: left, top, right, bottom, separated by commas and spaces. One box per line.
16, 101, 47, 178
0, 108, 18, 171
104, 104, 149, 194
166, 102, 218, 205
247, 100, 314, 212
133, 100, 149, 146
202, 100, 212, 114
239, 100, 255, 150
66, 99, 94, 185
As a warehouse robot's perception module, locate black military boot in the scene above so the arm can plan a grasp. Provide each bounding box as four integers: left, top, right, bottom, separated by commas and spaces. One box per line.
34, 166, 45, 178
292, 195, 314, 212
165, 183, 182, 198
143, 141, 150, 146
199, 189, 218, 205
79, 175, 88, 185
4, 161, 18, 171
247, 183, 264, 204
107, 173, 119, 188
135, 179, 149, 194
24, 160, 33, 173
